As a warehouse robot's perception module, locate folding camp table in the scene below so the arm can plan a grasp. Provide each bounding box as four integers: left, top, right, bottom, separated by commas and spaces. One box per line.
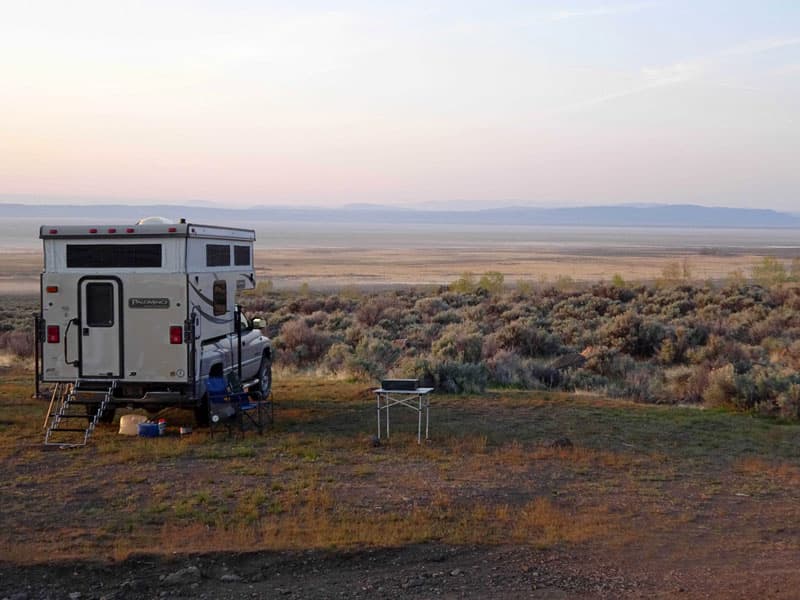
374, 386, 434, 443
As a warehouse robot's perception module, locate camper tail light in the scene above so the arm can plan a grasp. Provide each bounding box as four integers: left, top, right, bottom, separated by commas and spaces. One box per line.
169, 325, 183, 344
46, 285, 59, 293
46, 325, 60, 344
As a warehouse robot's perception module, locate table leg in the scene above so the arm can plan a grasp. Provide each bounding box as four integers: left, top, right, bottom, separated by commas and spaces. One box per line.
376, 393, 381, 440
417, 394, 422, 444
425, 396, 430, 440
386, 395, 390, 438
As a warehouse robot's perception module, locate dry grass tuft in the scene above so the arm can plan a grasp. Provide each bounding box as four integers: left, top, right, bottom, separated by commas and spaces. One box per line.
735, 457, 800, 486
511, 498, 611, 546
447, 434, 489, 455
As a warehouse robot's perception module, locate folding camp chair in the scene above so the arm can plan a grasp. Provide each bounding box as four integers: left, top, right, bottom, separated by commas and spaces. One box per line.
207, 375, 239, 437
227, 372, 265, 435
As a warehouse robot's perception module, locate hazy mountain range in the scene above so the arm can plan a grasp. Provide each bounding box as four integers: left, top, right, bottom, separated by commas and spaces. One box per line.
1, 202, 799, 229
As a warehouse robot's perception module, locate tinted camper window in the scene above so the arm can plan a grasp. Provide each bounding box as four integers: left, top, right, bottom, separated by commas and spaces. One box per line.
213, 280, 227, 316
206, 244, 230, 267
67, 244, 162, 268
234, 245, 251, 266
86, 282, 114, 327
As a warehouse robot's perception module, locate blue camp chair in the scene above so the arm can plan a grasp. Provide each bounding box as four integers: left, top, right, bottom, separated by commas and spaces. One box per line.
227, 371, 264, 434
207, 375, 236, 437
207, 373, 264, 437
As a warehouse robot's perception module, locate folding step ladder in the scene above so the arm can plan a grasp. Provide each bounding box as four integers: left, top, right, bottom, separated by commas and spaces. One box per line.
44, 379, 116, 448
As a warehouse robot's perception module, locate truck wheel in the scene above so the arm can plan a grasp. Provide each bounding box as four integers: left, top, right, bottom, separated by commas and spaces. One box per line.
255, 356, 272, 400
87, 404, 116, 424
194, 395, 210, 427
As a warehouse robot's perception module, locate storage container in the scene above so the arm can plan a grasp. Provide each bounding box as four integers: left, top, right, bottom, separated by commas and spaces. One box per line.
137, 422, 160, 438
119, 414, 147, 436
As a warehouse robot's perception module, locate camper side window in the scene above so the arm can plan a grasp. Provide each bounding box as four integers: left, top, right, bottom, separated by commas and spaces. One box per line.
67, 244, 162, 268
207, 244, 230, 267
234, 245, 250, 266
213, 280, 227, 316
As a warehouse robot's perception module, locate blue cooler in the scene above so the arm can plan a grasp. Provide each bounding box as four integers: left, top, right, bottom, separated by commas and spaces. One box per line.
138, 422, 160, 438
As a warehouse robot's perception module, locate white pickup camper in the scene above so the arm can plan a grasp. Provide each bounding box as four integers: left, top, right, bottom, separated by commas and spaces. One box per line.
36, 218, 272, 445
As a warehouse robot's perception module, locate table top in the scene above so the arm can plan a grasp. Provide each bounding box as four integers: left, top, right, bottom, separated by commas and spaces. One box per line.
374, 387, 434, 394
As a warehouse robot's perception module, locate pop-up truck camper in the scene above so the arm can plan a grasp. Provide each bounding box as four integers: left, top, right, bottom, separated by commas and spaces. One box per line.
36, 217, 272, 446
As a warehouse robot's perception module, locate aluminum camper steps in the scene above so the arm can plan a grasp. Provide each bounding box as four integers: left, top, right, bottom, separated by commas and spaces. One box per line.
54, 414, 94, 419
51, 427, 94, 432
44, 380, 116, 448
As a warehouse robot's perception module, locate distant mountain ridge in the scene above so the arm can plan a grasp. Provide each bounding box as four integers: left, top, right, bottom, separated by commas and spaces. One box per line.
1, 202, 799, 229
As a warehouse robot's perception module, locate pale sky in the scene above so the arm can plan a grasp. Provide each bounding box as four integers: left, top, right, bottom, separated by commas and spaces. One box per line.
1, 1, 798, 210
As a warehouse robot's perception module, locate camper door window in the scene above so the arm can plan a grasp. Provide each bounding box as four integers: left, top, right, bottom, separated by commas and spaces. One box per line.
213, 280, 227, 316
86, 282, 114, 327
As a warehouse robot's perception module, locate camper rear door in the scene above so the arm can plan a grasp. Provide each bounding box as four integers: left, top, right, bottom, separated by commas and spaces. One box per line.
79, 278, 122, 377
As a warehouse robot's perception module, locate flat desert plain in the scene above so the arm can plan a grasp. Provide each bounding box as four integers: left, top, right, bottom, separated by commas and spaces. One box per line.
0, 245, 782, 294
2, 221, 798, 291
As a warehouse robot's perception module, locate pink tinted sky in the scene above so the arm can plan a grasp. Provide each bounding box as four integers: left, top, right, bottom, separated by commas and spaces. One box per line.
1, 1, 798, 210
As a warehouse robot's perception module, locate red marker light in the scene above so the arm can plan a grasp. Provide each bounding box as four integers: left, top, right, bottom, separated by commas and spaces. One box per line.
168, 227, 177, 233
47, 325, 60, 344
169, 326, 183, 344
89, 228, 98, 234
49, 229, 58, 234
126, 228, 135, 233
46, 286, 59, 293
108, 228, 117, 233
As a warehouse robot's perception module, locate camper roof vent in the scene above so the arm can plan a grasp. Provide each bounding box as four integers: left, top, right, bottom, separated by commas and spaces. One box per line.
136, 216, 174, 225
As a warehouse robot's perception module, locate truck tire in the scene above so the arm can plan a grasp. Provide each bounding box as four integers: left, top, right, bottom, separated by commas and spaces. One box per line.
87, 404, 116, 424
99, 408, 116, 424
254, 355, 272, 400
194, 395, 210, 427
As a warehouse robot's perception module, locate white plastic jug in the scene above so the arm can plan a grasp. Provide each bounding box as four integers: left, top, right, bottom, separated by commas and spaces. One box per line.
119, 414, 147, 436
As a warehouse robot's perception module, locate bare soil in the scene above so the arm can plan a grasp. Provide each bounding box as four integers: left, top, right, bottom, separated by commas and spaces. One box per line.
2, 540, 800, 599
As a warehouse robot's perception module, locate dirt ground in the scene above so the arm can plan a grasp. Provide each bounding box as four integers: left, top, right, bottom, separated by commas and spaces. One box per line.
2, 540, 800, 599
2, 367, 800, 599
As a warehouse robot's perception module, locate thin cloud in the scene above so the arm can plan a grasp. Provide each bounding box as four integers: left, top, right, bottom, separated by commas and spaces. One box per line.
556, 61, 700, 113
771, 63, 800, 75
642, 61, 703, 86
722, 37, 800, 57
551, 1, 660, 21
555, 80, 669, 113
556, 36, 800, 113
